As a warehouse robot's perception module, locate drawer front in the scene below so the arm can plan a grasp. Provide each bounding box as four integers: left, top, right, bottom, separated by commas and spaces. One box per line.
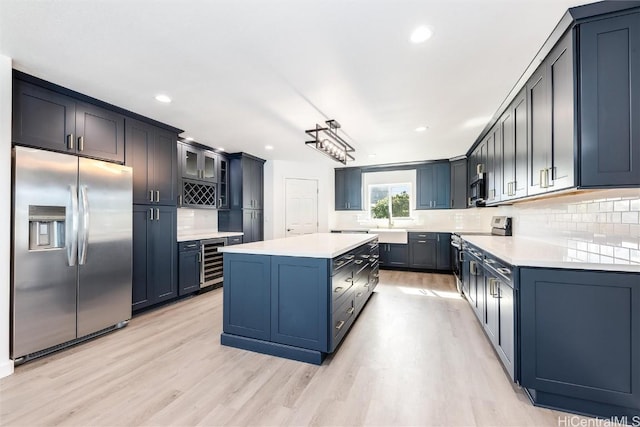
332, 267, 354, 305
409, 232, 436, 240
331, 294, 356, 351
227, 235, 243, 245
178, 240, 200, 252
332, 253, 355, 276
354, 282, 369, 310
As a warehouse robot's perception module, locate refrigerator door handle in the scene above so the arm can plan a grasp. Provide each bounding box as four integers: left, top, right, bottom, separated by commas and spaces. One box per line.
68, 184, 79, 266
78, 185, 90, 265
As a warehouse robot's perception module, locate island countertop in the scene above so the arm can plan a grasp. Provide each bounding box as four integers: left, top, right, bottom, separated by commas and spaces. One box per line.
218, 232, 378, 258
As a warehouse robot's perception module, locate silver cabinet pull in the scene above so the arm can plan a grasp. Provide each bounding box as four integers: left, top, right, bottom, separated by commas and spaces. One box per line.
540, 169, 546, 188
354, 259, 364, 264
149, 190, 154, 202
78, 136, 84, 151
347, 307, 355, 315
497, 267, 511, 275
488, 278, 498, 297
218, 198, 222, 207
335, 320, 345, 330
418, 240, 426, 243
547, 168, 554, 187
485, 259, 496, 264
178, 195, 183, 206
149, 208, 154, 221
334, 287, 343, 293
67, 134, 74, 150
197, 252, 202, 262
155, 208, 160, 221
155, 190, 160, 202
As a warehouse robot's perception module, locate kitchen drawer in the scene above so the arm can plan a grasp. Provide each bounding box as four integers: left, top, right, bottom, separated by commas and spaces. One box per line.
331, 293, 356, 351
409, 232, 436, 240
332, 267, 354, 307
227, 235, 243, 245
354, 281, 369, 312
331, 253, 355, 276
178, 240, 200, 252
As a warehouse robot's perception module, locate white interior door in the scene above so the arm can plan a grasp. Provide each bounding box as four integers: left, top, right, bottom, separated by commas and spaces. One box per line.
285, 178, 318, 237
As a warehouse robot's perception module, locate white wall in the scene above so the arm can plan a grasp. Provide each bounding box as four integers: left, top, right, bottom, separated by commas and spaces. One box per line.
0, 54, 14, 378
263, 160, 333, 240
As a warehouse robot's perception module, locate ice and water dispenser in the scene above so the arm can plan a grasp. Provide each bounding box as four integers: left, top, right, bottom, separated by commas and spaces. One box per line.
28, 205, 65, 250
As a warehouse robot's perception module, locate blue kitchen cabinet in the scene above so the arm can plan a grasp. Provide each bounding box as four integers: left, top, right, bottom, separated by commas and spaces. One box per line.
222, 254, 272, 341
580, 11, 640, 187
379, 243, 408, 268
520, 267, 640, 418
178, 241, 201, 296
270, 257, 329, 352
417, 162, 451, 209
335, 167, 362, 210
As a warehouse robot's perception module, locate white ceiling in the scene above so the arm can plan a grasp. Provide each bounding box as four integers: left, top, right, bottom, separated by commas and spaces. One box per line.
0, 0, 583, 167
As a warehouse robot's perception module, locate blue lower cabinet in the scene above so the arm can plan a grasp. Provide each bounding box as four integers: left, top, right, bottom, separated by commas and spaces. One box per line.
520, 268, 640, 418
221, 240, 379, 364
270, 257, 329, 352
222, 254, 271, 340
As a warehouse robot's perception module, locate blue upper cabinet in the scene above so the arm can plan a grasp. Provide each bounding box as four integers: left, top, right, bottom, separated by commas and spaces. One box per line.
580, 11, 640, 187
335, 167, 362, 211
417, 162, 451, 209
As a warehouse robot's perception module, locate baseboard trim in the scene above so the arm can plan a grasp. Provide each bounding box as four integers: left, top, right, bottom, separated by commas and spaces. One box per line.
0, 358, 15, 378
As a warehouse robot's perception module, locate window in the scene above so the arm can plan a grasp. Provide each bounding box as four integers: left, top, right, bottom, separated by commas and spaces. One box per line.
369, 183, 411, 219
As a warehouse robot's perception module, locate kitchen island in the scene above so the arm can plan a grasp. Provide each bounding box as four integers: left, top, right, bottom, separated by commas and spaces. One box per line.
218, 233, 379, 364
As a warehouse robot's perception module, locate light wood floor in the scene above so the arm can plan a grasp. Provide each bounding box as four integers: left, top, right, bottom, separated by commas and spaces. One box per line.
0, 271, 593, 426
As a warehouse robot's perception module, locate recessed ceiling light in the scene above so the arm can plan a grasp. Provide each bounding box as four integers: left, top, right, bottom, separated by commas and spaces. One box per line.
368, 154, 377, 158
218, 147, 225, 151
265, 145, 274, 150
185, 137, 194, 141
415, 126, 428, 132
410, 26, 433, 44
463, 116, 492, 128
155, 94, 172, 103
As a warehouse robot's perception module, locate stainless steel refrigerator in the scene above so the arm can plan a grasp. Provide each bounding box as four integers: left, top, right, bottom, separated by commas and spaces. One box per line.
12, 146, 132, 362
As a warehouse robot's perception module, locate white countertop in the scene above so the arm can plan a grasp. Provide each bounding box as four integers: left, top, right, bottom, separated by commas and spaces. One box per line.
177, 231, 244, 242
332, 228, 490, 234
461, 235, 640, 273
219, 233, 378, 258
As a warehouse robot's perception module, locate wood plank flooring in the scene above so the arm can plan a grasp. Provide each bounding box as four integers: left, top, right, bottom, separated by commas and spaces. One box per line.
0, 271, 593, 426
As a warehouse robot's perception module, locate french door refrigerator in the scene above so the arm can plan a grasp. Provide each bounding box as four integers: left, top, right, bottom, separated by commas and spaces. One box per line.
12, 146, 132, 363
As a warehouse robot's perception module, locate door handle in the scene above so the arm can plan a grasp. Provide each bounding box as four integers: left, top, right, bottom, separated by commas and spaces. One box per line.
178, 194, 183, 206
539, 169, 546, 188
156, 208, 160, 221
78, 136, 84, 151
150, 207, 154, 221
155, 190, 160, 202
149, 190, 154, 203
78, 185, 89, 265
68, 184, 78, 266
67, 134, 74, 150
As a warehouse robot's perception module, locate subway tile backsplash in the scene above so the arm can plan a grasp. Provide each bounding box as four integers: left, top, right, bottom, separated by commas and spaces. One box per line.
330, 188, 639, 266
503, 189, 640, 265
177, 208, 218, 234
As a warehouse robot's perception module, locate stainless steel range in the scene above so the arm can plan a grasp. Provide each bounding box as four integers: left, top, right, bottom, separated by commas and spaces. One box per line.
451, 216, 512, 294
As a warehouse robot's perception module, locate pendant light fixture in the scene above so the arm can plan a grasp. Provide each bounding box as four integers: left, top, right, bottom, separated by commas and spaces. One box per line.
305, 119, 355, 164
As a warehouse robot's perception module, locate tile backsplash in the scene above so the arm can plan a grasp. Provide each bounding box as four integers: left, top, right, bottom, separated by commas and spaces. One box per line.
177, 208, 218, 234
500, 189, 640, 265
330, 188, 639, 265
